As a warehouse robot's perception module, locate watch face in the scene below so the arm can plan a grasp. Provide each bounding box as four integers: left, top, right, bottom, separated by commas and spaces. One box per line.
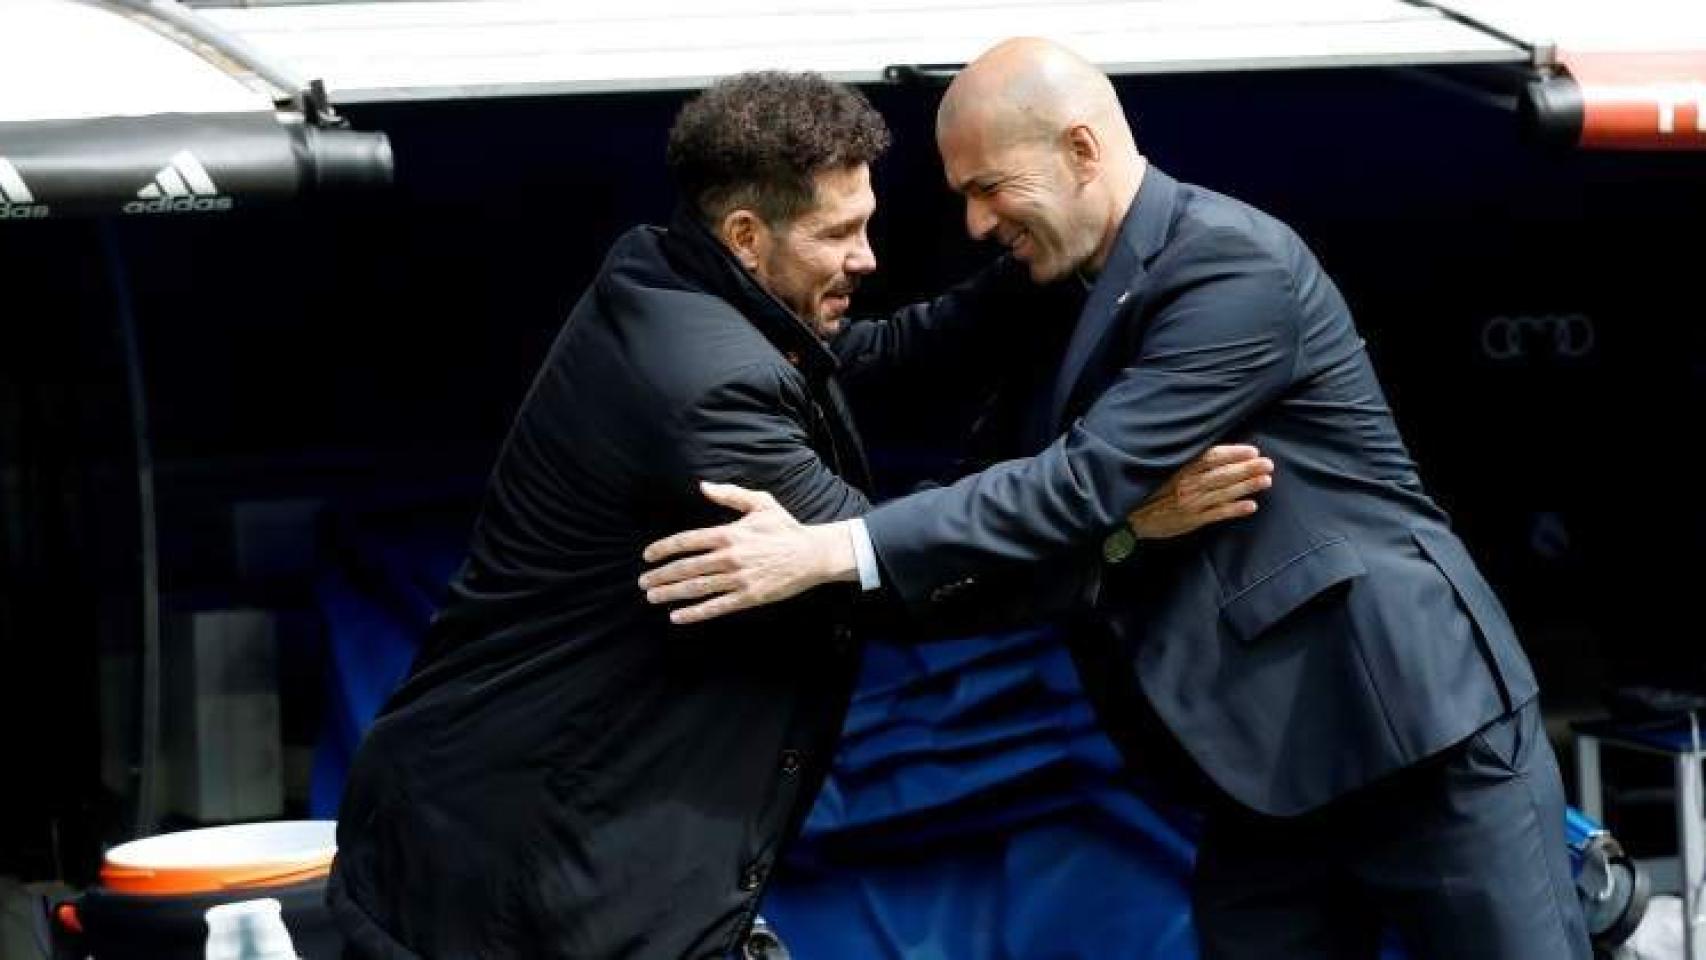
1102, 527, 1137, 564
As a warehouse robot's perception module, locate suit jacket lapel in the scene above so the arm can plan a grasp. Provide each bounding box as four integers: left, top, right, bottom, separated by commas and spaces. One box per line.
1047, 167, 1182, 432
1048, 238, 1141, 429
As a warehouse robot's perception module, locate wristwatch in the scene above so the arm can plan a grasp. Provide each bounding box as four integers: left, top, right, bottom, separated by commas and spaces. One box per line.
1101, 524, 1138, 564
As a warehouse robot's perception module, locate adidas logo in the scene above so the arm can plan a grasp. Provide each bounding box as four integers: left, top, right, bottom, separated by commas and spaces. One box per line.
0, 157, 49, 220
123, 150, 234, 215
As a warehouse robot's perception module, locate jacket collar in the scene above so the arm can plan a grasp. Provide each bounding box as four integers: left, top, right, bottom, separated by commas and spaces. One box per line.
1047, 165, 1181, 426
1119, 163, 1180, 269
660, 207, 840, 378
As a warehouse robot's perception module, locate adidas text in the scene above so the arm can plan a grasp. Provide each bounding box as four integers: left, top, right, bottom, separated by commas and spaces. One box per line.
0, 202, 50, 219
123, 195, 235, 215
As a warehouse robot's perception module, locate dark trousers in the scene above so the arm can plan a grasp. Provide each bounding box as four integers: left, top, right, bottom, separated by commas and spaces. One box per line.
1192, 699, 1591, 960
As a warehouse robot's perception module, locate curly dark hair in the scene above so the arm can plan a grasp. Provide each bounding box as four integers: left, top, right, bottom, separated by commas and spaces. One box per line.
667, 71, 890, 228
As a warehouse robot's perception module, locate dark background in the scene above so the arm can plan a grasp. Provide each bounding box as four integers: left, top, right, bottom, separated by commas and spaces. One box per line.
3, 65, 1702, 880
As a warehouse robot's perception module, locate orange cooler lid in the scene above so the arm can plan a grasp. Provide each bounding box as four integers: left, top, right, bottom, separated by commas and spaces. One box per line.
100, 821, 336, 896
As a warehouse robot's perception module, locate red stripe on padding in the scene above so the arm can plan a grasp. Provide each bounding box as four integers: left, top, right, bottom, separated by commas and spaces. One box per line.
1561, 51, 1706, 149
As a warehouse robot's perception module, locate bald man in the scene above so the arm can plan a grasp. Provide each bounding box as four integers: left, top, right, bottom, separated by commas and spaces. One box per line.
641, 39, 1589, 960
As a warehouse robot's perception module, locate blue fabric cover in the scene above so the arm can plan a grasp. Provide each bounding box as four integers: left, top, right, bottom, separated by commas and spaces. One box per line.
760, 626, 1203, 959
309, 509, 462, 818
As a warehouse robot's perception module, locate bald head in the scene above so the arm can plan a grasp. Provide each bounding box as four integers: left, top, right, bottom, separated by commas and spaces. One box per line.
935, 38, 1145, 280
938, 38, 1133, 155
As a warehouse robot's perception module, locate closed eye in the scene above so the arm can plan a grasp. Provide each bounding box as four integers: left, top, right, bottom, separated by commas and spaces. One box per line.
819, 219, 866, 241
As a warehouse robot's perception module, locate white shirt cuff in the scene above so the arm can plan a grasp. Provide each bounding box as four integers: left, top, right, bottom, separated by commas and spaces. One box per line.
847, 518, 882, 592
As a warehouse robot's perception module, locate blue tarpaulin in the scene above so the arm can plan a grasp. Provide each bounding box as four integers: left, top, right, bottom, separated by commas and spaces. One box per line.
308, 507, 462, 820
760, 627, 1203, 959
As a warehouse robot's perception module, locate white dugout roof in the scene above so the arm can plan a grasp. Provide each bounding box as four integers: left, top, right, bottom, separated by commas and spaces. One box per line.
0, 1, 1700, 119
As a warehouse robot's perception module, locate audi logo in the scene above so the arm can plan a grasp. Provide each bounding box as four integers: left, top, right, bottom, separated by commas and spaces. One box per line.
1480, 313, 1596, 361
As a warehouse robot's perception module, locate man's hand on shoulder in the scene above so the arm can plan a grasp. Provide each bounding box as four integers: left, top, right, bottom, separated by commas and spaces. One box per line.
640, 482, 858, 624
1128, 444, 1273, 540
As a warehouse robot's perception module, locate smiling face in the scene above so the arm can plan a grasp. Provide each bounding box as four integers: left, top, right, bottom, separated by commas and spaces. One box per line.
938, 119, 1105, 283
740, 163, 878, 338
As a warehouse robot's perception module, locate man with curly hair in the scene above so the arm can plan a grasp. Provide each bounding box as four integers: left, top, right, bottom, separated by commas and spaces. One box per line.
327, 71, 1265, 959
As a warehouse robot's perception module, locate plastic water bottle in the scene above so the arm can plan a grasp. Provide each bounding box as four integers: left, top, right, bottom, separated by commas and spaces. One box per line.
204, 898, 300, 960
743, 916, 792, 960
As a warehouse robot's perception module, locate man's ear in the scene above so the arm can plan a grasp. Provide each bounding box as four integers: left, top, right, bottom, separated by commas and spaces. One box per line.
1063, 124, 1103, 185
718, 209, 770, 271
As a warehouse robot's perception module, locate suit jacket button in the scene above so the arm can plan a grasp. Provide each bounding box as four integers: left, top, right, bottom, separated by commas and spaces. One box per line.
780, 750, 803, 775
739, 863, 765, 892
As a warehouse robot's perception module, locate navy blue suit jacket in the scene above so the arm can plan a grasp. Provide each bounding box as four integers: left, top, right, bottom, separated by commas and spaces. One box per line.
863, 168, 1538, 816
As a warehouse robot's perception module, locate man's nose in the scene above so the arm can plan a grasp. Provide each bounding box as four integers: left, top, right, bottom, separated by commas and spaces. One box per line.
848, 232, 877, 275
965, 198, 997, 240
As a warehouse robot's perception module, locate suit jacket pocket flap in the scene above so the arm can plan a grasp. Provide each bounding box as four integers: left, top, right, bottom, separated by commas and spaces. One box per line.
1221, 537, 1366, 642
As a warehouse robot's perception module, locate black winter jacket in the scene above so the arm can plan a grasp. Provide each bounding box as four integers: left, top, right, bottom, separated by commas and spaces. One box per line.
328, 211, 1055, 958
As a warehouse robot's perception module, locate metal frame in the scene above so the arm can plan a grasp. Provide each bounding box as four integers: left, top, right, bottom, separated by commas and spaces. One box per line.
1577, 727, 1706, 960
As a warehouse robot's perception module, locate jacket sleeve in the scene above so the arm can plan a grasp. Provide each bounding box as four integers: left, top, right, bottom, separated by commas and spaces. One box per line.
830, 256, 1073, 397
676, 361, 872, 525
862, 228, 1301, 609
